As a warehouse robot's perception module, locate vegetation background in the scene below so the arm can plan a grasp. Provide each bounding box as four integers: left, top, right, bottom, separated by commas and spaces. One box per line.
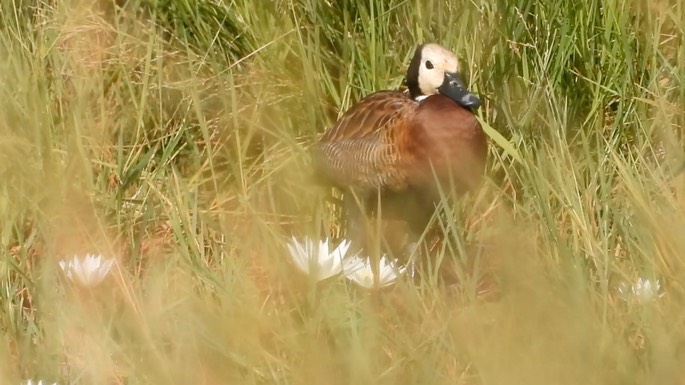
1, 0, 684, 383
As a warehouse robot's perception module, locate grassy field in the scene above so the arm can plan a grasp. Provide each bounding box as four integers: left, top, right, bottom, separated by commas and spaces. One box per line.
1, 0, 685, 383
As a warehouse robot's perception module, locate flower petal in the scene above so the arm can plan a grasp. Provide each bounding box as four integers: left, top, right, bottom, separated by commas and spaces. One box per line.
342, 256, 367, 274
287, 237, 349, 281
344, 257, 376, 288
59, 254, 113, 288
317, 238, 329, 266
376, 256, 404, 286
287, 237, 310, 274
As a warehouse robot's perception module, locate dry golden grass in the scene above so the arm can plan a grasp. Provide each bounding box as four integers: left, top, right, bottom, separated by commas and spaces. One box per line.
1, 0, 684, 384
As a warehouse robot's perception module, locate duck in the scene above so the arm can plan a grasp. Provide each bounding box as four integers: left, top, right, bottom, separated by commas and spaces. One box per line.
312, 43, 487, 259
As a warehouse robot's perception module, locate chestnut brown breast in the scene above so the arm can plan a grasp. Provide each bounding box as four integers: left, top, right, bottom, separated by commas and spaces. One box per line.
404, 94, 487, 195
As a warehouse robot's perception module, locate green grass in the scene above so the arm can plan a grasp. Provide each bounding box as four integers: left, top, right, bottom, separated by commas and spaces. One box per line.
1, 0, 685, 383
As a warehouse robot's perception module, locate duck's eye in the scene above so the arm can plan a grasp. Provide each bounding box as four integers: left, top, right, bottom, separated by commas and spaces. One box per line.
425, 61, 434, 70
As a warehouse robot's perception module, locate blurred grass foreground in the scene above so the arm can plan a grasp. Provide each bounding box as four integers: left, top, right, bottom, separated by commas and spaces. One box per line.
1, 0, 685, 384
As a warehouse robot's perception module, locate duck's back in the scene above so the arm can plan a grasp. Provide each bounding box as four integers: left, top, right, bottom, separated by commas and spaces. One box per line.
314, 91, 419, 192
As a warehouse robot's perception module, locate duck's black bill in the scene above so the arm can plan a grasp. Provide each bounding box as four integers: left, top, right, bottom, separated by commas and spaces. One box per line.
439, 72, 481, 110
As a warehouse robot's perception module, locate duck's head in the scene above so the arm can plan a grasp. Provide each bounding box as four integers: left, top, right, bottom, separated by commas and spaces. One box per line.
406, 43, 480, 110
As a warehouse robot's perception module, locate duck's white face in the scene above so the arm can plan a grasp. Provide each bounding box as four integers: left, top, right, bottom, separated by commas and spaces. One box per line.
407, 43, 480, 109
417, 44, 460, 96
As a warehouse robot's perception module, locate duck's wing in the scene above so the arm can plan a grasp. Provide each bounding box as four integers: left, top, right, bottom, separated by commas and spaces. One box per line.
314, 91, 418, 192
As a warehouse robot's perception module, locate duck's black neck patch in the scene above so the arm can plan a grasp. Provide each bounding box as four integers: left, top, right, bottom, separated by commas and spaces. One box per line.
406, 44, 424, 99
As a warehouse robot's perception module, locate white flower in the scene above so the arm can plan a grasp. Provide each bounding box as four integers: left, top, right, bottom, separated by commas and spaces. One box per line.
343, 255, 405, 288
618, 277, 664, 303
286, 237, 353, 281
58, 254, 115, 288
24, 380, 58, 385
